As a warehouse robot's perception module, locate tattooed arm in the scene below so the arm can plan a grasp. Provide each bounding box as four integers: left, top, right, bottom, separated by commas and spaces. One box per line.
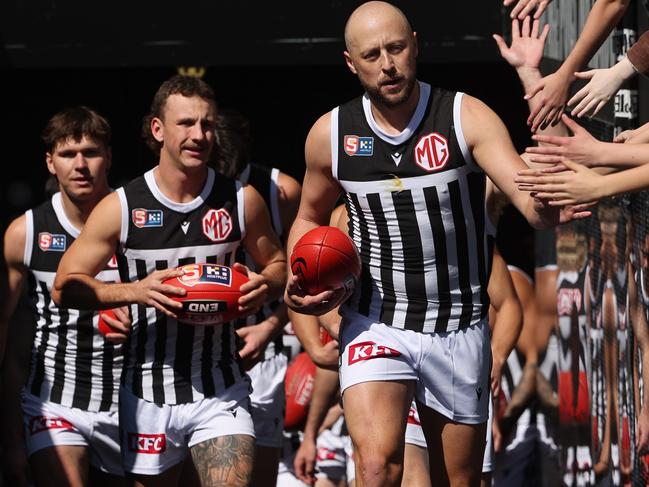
190, 435, 255, 487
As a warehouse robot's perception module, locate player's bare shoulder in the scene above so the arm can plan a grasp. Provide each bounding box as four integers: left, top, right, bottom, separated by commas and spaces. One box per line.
82, 191, 123, 241
458, 94, 501, 149
305, 111, 333, 169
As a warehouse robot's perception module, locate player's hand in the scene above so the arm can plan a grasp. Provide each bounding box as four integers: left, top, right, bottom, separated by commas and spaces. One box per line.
614, 122, 649, 144
234, 262, 269, 315
526, 70, 574, 132
568, 58, 636, 118
294, 436, 318, 485
313, 340, 340, 371
237, 320, 274, 370
493, 17, 549, 70
516, 160, 604, 205
525, 114, 604, 167
637, 407, 649, 454
131, 268, 185, 318
100, 306, 131, 344
491, 354, 505, 398
503, 0, 553, 19
285, 275, 353, 316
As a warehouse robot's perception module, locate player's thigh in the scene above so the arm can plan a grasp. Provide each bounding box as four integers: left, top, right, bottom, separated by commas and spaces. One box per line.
127, 461, 184, 487
402, 443, 430, 487
250, 445, 281, 487
29, 444, 89, 487
418, 403, 487, 487
343, 380, 415, 461
190, 434, 255, 487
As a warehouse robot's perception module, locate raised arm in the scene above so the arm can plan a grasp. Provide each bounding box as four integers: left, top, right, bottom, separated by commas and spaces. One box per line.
503, 0, 552, 19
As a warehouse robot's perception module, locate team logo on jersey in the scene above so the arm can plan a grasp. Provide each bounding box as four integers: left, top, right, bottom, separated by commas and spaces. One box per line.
106, 255, 118, 269
557, 288, 583, 316
414, 133, 449, 172
202, 208, 232, 242
132, 208, 163, 228
178, 263, 232, 287
348, 341, 401, 365
38, 232, 66, 252
29, 416, 75, 435
344, 135, 374, 156
127, 433, 167, 454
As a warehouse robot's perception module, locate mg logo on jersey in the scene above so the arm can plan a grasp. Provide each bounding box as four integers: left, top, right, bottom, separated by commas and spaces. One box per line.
344, 135, 374, 156
348, 341, 401, 365
132, 209, 163, 228
38, 232, 66, 252
29, 416, 75, 435
128, 433, 167, 454
557, 288, 582, 316
414, 133, 449, 172
202, 208, 232, 242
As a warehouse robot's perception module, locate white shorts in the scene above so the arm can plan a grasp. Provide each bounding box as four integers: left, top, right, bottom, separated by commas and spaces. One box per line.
277, 431, 309, 487
404, 399, 494, 473
22, 392, 122, 475
339, 312, 491, 424
248, 353, 287, 448
315, 417, 348, 482
119, 382, 254, 475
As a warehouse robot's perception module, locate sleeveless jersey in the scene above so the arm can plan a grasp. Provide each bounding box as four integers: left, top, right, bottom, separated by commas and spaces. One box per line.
332, 82, 495, 333
25, 192, 122, 412
236, 163, 284, 360
116, 167, 247, 405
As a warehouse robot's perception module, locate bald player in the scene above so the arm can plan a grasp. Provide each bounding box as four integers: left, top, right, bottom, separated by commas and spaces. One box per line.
285, 2, 589, 486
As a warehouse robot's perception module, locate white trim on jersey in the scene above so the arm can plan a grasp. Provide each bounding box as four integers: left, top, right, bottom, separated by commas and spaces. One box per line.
269, 168, 282, 237
52, 193, 81, 238
236, 180, 246, 239
116, 187, 129, 254
24, 209, 34, 267
330, 107, 340, 181
452, 92, 480, 173
239, 164, 251, 184
362, 81, 431, 146
144, 167, 216, 213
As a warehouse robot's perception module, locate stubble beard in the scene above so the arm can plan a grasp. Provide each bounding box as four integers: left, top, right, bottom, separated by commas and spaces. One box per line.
364, 74, 417, 109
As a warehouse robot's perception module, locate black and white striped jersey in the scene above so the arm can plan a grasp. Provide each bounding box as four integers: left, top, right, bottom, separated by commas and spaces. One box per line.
116, 167, 248, 405
25, 193, 122, 412
236, 163, 283, 360
332, 82, 495, 334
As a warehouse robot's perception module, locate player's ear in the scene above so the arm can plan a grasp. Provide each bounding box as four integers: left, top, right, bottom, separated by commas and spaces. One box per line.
343, 51, 358, 75
151, 117, 164, 143
45, 152, 56, 176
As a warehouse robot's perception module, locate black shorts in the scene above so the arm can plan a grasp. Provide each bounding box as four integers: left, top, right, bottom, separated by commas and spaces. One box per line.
534, 228, 557, 271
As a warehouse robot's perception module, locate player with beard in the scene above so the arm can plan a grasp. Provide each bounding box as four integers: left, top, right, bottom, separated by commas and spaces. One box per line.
284, 3, 589, 485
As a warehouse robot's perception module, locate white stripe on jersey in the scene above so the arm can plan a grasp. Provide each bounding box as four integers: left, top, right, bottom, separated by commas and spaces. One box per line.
269, 168, 282, 237
331, 107, 340, 181
24, 210, 34, 266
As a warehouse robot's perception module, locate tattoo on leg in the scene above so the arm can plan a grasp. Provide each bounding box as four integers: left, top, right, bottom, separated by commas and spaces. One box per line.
190, 434, 255, 487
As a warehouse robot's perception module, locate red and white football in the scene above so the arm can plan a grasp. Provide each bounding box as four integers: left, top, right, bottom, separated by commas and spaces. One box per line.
290, 226, 361, 295
284, 351, 316, 431
163, 263, 249, 326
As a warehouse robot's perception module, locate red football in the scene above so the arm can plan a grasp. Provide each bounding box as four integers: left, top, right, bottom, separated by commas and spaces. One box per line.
290, 226, 361, 295
162, 263, 249, 326
98, 309, 116, 335
284, 352, 316, 431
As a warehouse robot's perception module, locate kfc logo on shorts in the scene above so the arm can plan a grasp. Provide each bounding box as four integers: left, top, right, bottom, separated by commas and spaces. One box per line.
38, 232, 66, 252
414, 133, 449, 172
29, 416, 75, 435
132, 209, 163, 228
202, 208, 232, 242
348, 341, 401, 365
344, 135, 374, 156
127, 433, 167, 454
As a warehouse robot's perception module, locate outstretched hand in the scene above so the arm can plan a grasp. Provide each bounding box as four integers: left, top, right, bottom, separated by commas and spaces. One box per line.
493, 17, 549, 70
503, 0, 553, 19
525, 70, 573, 132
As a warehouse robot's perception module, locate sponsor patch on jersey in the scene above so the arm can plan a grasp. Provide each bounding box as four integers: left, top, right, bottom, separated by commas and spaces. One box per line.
414, 132, 449, 172
29, 416, 76, 435
557, 288, 583, 316
178, 263, 233, 287
38, 232, 66, 252
348, 340, 401, 365
344, 135, 374, 156
202, 208, 232, 242
127, 433, 167, 454
132, 208, 163, 228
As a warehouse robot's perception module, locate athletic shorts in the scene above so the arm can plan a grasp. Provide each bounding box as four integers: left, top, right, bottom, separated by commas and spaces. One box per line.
276, 431, 309, 487
405, 399, 494, 473
535, 228, 557, 271
22, 392, 122, 475
119, 381, 254, 475
315, 430, 348, 482
339, 311, 491, 424
248, 353, 287, 448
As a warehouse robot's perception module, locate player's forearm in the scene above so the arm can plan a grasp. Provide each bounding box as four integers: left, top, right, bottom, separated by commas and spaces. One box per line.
289, 309, 323, 361
491, 301, 523, 366
302, 367, 340, 442
286, 216, 323, 267
260, 259, 288, 302
53, 273, 135, 309
559, 0, 629, 75
518, 67, 568, 138
597, 164, 649, 198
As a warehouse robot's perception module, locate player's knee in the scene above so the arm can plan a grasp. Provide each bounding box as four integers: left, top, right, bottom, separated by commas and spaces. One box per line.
356, 454, 402, 487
